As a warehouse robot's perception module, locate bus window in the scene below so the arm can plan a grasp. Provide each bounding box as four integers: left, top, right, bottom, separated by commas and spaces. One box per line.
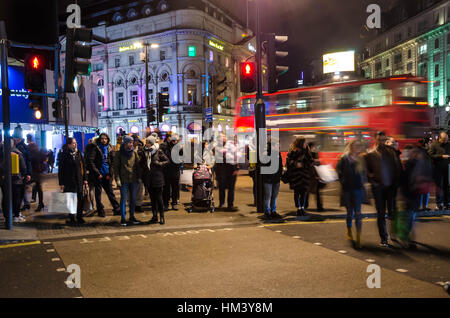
395, 82, 427, 102
296, 91, 320, 112
276, 94, 291, 114
325, 86, 359, 110
360, 83, 392, 107
240, 98, 254, 117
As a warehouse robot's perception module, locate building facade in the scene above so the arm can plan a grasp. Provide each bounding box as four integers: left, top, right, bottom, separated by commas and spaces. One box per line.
61, 1, 255, 145
360, 0, 450, 129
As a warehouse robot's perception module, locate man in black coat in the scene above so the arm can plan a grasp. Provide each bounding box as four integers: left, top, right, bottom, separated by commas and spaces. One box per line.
12, 125, 32, 211
84, 133, 120, 217
58, 138, 88, 224
160, 133, 182, 211
364, 131, 403, 247
428, 131, 450, 210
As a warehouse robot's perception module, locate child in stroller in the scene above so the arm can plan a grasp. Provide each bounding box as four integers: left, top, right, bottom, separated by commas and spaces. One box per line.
187, 162, 215, 213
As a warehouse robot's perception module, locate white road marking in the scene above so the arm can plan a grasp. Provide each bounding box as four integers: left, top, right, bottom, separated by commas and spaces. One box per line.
99, 237, 111, 242
43, 242, 51, 245
338, 250, 348, 254
174, 232, 187, 235
436, 282, 445, 286
46, 249, 55, 252
275, 230, 282, 233
56, 268, 65, 272
80, 238, 94, 244
365, 259, 376, 263
118, 236, 130, 240
396, 269, 409, 273
314, 242, 323, 246
292, 236, 301, 239
51, 258, 61, 262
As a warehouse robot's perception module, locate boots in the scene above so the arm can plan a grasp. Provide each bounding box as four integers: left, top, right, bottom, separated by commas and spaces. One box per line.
346, 227, 353, 241
160, 213, 165, 225
356, 231, 362, 249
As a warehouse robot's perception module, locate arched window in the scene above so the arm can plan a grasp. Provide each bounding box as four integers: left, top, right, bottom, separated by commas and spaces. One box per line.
112, 12, 123, 23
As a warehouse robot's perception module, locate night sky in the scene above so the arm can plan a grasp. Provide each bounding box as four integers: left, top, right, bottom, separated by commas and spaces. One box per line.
215, 0, 395, 88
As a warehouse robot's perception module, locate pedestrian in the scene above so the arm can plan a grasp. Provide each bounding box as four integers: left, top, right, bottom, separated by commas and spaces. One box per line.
160, 133, 182, 211
428, 131, 450, 210
305, 142, 325, 212
214, 133, 240, 211
47, 149, 55, 173
0, 140, 28, 224
56, 149, 62, 169
336, 140, 366, 248
29, 141, 46, 212
399, 144, 433, 248
139, 135, 169, 225
386, 136, 402, 215
12, 126, 32, 211
364, 131, 403, 247
286, 136, 315, 217
262, 138, 283, 219
417, 137, 433, 212
84, 133, 121, 217
113, 135, 142, 226
58, 138, 88, 225
132, 134, 145, 213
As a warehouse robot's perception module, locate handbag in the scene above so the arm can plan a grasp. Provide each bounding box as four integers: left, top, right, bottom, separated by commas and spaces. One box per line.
48, 192, 77, 214
314, 165, 338, 184
82, 184, 91, 212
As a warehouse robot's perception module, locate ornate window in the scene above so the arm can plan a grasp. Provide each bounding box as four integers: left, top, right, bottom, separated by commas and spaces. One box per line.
142, 5, 153, 16
127, 9, 137, 19
112, 12, 123, 23
158, 0, 169, 12
160, 72, 169, 81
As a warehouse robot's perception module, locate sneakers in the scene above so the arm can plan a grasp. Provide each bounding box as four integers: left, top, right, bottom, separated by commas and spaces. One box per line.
120, 219, 127, 227
379, 240, 389, 248
13, 215, 26, 223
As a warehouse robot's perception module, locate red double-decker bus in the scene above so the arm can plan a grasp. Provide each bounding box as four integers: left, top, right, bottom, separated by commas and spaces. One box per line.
234, 76, 433, 167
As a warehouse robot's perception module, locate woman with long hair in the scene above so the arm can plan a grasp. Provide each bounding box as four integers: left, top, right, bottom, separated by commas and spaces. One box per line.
286, 136, 315, 217
336, 139, 366, 248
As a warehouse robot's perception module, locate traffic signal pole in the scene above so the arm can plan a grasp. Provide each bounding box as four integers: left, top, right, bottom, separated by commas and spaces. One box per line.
254, 3, 266, 214
145, 43, 150, 127
1, 21, 13, 229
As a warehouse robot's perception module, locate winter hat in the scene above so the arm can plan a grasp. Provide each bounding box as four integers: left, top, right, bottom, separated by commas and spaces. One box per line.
123, 135, 133, 145
146, 136, 156, 146
12, 125, 23, 139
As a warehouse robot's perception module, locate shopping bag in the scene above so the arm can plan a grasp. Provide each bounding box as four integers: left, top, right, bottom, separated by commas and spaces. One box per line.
82, 184, 92, 212
48, 192, 77, 214
314, 165, 338, 184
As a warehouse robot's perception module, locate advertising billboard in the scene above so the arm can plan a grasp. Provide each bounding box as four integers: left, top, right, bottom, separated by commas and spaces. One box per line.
46, 70, 98, 128
0, 65, 48, 124
323, 51, 355, 74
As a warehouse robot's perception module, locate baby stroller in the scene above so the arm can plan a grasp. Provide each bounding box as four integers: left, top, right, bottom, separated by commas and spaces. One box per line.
187, 163, 215, 213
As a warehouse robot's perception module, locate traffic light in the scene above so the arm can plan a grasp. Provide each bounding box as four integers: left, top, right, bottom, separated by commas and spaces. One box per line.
64, 28, 93, 93
215, 76, 228, 105
158, 93, 169, 122
265, 33, 288, 93
24, 53, 46, 115
148, 107, 156, 124
240, 62, 257, 93
52, 100, 62, 119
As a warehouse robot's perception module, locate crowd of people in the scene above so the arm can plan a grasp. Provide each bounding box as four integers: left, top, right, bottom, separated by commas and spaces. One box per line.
1, 124, 448, 249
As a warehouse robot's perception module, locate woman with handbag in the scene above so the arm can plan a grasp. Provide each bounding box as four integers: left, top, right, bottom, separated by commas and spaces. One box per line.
286, 137, 315, 217
336, 140, 366, 248
58, 139, 88, 225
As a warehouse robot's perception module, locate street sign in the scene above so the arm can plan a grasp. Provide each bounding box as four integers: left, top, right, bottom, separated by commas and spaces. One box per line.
205, 107, 213, 123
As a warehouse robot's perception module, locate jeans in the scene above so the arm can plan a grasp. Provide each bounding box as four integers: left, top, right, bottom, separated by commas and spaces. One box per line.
264, 183, 280, 214
294, 189, 307, 209
419, 193, 430, 209
94, 177, 120, 212
120, 182, 138, 221
371, 184, 395, 242
217, 174, 237, 207
343, 189, 363, 232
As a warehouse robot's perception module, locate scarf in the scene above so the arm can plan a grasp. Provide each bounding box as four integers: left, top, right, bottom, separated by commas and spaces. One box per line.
144, 143, 159, 170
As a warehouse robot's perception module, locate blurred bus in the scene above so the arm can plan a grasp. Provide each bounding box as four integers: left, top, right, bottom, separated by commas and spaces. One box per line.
234, 76, 433, 167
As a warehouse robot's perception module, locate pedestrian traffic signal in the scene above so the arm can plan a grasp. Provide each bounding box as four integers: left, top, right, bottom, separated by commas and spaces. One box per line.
265, 33, 289, 93
24, 53, 46, 112
148, 107, 156, 123
64, 28, 93, 93
52, 100, 62, 119
215, 76, 228, 105
158, 93, 169, 122
240, 62, 257, 93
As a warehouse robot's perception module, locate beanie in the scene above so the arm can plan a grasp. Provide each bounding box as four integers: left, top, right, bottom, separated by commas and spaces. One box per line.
123, 135, 133, 145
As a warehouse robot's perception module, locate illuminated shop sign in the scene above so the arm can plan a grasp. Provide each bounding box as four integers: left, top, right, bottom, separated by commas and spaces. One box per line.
209, 40, 224, 51
119, 42, 143, 52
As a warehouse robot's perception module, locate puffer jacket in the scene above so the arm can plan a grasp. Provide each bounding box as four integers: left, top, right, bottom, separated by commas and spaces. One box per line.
286, 148, 315, 191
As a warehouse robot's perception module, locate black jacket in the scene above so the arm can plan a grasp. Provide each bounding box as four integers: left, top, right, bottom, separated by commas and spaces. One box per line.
139, 147, 169, 188
84, 139, 115, 181
336, 154, 365, 191
58, 149, 86, 192
428, 140, 450, 172
262, 145, 283, 184
160, 141, 182, 178
364, 145, 402, 186
286, 148, 315, 191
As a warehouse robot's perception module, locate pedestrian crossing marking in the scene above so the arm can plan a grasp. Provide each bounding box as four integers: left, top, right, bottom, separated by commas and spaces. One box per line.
292, 236, 301, 239
118, 236, 130, 240
46, 249, 55, 252
56, 268, 66, 272
396, 268, 408, 273
365, 259, 376, 263
338, 250, 348, 254
51, 258, 61, 262
80, 238, 94, 244
314, 243, 323, 246
275, 230, 282, 233
99, 237, 112, 242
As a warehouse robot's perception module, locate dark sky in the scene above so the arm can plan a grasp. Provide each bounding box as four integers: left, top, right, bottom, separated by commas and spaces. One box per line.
216, 0, 394, 88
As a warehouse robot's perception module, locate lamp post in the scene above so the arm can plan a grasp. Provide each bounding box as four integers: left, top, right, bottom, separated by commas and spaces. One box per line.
141, 42, 159, 128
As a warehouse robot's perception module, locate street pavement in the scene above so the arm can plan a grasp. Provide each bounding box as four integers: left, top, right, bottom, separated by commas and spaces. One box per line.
0, 174, 449, 297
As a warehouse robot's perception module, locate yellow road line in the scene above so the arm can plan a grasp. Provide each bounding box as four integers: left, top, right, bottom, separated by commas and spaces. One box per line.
0, 240, 41, 249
